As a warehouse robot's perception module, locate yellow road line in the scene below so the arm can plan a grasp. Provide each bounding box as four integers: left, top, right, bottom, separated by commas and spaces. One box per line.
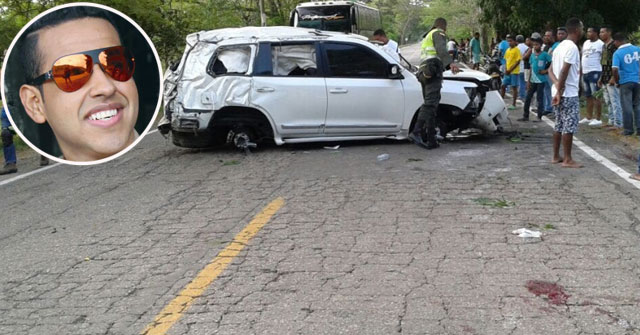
141, 197, 285, 335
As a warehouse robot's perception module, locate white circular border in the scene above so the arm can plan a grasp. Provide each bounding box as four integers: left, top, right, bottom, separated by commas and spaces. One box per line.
0, 2, 164, 166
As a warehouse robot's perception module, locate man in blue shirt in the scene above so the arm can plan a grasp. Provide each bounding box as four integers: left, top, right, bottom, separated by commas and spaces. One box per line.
612, 33, 640, 136
542, 30, 556, 116
498, 35, 509, 74
1, 107, 17, 175
549, 27, 567, 56
470, 32, 482, 70
519, 37, 551, 121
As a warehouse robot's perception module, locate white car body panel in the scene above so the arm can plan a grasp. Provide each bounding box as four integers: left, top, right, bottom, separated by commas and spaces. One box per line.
251, 76, 327, 136
439, 80, 473, 110
324, 77, 405, 134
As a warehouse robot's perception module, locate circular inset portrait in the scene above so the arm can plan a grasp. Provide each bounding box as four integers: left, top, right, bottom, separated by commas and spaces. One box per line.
1, 3, 162, 164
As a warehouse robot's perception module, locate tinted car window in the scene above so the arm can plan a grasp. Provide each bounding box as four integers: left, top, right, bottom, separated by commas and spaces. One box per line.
324, 42, 388, 78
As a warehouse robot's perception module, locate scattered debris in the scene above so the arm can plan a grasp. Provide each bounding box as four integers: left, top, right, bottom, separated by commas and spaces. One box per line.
473, 197, 515, 208
525, 280, 570, 305
407, 158, 423, 162
506, 131, 523, 143
222, 160, 240, 166
323, 145, 340, 150
376, 154, 390, 161
543, 224, 556, 230
512, 228, 542, 238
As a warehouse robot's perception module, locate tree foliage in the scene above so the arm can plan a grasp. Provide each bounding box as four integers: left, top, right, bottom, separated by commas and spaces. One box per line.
420, 0, 483, 40
478, 0, 640, 37
2, 0, 639, 67
371, 0, 430, 45
0, 0, 303, 66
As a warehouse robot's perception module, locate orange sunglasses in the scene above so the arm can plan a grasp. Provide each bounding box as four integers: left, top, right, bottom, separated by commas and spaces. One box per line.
29, 46, 135, 92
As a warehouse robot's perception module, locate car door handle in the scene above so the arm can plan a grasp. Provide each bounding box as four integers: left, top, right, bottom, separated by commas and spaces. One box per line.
257, 87, 275, 93
329, 88, 349, 94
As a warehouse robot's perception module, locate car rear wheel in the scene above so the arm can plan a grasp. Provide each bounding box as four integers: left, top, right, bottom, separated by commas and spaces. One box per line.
227, 126, 258, 150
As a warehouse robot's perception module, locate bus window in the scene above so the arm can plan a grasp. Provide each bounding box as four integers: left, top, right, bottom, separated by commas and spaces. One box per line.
295, 5, 351, 33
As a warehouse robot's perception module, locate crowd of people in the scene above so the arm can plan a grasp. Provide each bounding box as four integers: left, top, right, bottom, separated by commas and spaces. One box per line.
488, 19, 640, 178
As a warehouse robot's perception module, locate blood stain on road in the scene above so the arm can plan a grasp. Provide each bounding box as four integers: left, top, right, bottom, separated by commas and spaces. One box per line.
525, 280, 570, 305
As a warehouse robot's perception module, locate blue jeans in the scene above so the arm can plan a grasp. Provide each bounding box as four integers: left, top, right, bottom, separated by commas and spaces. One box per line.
1, 108, 17, 165
524, 82, 546, 119
619, 82, 640, 135
544, 81, 553, 113
603, 84, 623, 127
518, 73, 526, 100
581, 71, 601, 97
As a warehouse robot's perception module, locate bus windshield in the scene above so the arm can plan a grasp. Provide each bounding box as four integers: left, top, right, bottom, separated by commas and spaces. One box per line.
296, 5, 351, 33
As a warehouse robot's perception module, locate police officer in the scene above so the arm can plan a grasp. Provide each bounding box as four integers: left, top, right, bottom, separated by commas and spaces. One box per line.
411, 17, 459, 149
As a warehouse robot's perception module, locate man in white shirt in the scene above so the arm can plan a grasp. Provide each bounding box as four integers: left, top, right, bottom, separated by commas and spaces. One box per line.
579, 27, 605, 126
549, 18, 584, 168
447, 39, 457, 60
372, 29, 400, 63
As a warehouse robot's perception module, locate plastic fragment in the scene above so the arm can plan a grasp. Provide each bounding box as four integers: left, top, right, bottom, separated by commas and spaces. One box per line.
512, 228, 542, 238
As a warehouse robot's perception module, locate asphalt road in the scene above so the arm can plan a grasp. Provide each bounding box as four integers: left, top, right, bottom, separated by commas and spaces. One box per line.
1, 44, 640, 334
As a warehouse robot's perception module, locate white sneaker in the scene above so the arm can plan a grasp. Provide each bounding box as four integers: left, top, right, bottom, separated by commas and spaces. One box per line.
588, 119, 602, 126
579, 118, 592, 124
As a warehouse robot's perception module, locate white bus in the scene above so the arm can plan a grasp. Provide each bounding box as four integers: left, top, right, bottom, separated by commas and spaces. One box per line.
290, 1, 382, 39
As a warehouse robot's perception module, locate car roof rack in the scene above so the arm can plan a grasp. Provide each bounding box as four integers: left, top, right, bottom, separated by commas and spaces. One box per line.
309, 29, 331, 37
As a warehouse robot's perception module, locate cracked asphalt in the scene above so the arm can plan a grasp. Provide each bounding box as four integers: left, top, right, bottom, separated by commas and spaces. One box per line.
1, 106, 640, 335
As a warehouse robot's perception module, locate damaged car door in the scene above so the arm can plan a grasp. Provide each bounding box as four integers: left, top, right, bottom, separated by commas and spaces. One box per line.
251, 42, 327, 137
321, 42, 404, 135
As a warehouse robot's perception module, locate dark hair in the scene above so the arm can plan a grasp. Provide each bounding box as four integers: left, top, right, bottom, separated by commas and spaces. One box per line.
532, 37, 543, 44
16, 6, 120, 83
474, 32, 480, 36
373, 29, 386, 37
600, 25, 612, 33
516, 35, 524, 43
433, 17, 447, 29
565, 18, 583, 33
557, 27, 567, 33
613, 32, 627, 42
506, 34, 514, 41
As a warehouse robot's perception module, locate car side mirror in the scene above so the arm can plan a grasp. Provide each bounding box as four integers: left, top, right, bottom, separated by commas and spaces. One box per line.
389, 64, 404, 79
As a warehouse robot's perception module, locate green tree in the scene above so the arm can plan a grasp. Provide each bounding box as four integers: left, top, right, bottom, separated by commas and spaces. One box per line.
478, 0, 640, 37
372, 0, 430, 45
420, 0, 483, 41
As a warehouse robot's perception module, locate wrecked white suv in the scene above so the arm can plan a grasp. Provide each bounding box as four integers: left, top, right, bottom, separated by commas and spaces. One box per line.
160, 26, 508, 148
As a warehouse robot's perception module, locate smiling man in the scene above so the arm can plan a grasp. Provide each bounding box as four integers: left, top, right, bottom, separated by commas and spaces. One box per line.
17, 7, 138, 162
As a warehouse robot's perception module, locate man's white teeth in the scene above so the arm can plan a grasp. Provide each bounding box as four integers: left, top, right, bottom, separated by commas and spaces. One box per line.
89, 109, 118, 121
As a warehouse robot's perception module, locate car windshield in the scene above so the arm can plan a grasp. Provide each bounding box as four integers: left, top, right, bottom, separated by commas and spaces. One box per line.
296, 6, 351, 33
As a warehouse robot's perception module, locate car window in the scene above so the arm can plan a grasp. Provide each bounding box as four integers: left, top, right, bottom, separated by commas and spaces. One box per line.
182, 42, 216, 80
207, 46, 251, 76
324, 42, 388, 78
272, 43, 317, 76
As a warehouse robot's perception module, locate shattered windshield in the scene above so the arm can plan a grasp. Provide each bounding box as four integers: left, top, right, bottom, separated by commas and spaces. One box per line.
296, 6, 351, 33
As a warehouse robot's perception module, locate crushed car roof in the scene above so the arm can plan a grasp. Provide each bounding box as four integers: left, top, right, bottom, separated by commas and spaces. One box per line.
186, 26, 368, 45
